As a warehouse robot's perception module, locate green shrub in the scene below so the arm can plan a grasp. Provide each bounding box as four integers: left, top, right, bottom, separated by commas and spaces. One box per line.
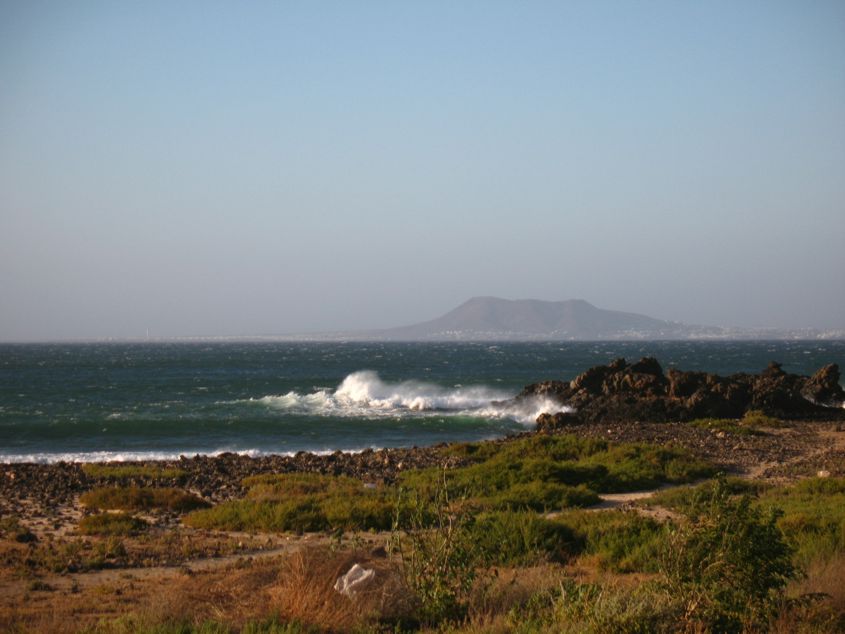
79, 512, 148, 536
689, 409, 781, 435
691, 417, 761, 435
488, 482, 599, 511
547, 578, 683, 634
470, 510, 577, 565
741, 409, 784, 428
191, 438, 714, 535
759, 476, 845, 565
660, 478, 796, 633
80, 486, 210, 513
403, 435, 713, 515
646, 477, 769, 513
0, 515, 36, 543
185, 473, 393, 533
82, 464, 187, 481
555, 509, 666, 573
390, 475, 482, 626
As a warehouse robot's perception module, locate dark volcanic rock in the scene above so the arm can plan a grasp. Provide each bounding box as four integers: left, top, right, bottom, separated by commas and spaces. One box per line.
536, 412, 583, 432
518, 358, 845, 424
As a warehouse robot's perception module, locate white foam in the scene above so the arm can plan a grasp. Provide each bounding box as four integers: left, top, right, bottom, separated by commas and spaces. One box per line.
247, 370, 570, 425
0, 447, 376, 464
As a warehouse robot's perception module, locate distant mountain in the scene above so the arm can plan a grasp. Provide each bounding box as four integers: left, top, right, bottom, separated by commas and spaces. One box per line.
366, 297, 718, 341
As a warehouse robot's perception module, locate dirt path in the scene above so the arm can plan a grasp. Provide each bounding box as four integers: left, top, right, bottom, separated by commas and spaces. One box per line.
750, 427, 845, 479
37, 545, 295, 594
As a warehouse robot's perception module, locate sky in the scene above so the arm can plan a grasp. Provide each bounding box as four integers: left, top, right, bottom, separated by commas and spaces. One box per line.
1, 1, 844, 340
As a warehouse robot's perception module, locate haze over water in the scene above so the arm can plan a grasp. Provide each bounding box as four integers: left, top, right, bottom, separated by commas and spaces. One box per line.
2, 341, 843, 463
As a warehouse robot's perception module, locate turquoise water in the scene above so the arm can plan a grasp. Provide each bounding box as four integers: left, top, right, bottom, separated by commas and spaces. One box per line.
1, 341, 843, 462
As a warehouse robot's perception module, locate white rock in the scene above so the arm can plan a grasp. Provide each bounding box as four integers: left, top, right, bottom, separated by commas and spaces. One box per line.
333, 563, 375, 597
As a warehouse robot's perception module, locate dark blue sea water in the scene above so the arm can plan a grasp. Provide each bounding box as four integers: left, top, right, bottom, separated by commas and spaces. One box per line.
1, 341, 843, 463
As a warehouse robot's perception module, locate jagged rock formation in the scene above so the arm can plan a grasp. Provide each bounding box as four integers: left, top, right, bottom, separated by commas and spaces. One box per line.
520, 359, 845, 424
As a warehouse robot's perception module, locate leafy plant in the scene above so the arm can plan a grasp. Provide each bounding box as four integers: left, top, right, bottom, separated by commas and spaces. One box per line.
659, 478, 796, 632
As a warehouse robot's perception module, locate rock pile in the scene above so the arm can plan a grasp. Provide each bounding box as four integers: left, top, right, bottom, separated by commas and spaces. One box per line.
520, 358, 845, 424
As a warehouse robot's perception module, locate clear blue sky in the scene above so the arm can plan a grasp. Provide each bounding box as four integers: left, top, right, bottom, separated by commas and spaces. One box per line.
1, 1, 844, 339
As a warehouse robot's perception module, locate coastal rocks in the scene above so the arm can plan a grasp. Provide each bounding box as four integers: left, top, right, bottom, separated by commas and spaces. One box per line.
536, 412, 583, 432
0, 446, 470, 510
518, 358, 845, 424
801, 364, 845, 406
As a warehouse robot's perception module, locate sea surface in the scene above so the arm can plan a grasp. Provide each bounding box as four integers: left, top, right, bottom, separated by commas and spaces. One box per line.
1, 341, 843, 463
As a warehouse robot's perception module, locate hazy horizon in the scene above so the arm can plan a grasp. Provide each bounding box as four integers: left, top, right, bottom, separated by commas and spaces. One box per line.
2, 2, 844, 341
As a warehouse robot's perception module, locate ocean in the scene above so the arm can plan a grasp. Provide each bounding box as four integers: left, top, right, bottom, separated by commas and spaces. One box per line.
1, 340, 843, 463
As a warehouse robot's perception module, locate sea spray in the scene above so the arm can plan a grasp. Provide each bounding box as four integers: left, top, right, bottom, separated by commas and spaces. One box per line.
249, 370, 569, 425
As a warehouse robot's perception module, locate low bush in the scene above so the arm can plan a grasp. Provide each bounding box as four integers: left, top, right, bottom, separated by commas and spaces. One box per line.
660, 478, 796, 633
0, 515, 36, 543
470, 510, 577, 566
742, 409, 785, 428
81, 486, 210, 513
691, 417, 762, 435
390, 476, 482, 626
82, 464, 187, 481
759, 476, 845, 565
185, 473, 393, 533
79, 513, 148, 536
646, 477, 770, 513
555, 509, 666, 573
404, 434, 713, 515
486, 481, 599, 511
549, 578, 683, 633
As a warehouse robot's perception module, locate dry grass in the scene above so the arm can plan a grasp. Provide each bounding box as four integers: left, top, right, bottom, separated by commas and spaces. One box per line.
140, 558, 282, 628
771, 553, 845, 633
465, 563, 565, 625
269, 547, 414, 632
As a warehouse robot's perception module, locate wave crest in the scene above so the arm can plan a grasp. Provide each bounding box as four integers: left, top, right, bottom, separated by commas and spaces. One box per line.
250, 370, 568, 425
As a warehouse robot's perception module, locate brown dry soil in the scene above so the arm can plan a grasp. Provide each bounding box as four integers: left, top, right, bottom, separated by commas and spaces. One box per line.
2, 419, 845, 632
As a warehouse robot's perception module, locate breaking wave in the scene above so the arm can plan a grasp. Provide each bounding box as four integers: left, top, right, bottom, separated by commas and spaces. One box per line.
0, 448, 271, 464
246, 370, 569, 425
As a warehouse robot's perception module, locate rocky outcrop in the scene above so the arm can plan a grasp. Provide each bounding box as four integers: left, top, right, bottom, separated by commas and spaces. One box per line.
802, 364, 844, 406
519, 358, 845, 424
536, 412, 583, 432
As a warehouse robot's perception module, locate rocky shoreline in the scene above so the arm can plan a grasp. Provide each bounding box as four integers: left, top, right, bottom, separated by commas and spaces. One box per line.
522, 358, 845, 423
2, 421, 842, 515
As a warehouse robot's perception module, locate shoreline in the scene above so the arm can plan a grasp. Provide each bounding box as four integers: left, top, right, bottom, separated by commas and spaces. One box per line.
3, 418, 843, 507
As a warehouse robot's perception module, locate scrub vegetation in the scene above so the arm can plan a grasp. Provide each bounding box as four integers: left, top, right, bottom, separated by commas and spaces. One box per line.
185, 435, 713, 534
4, 435, 845, 633
81, 486, 210, 513
81, 464, 188, 482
